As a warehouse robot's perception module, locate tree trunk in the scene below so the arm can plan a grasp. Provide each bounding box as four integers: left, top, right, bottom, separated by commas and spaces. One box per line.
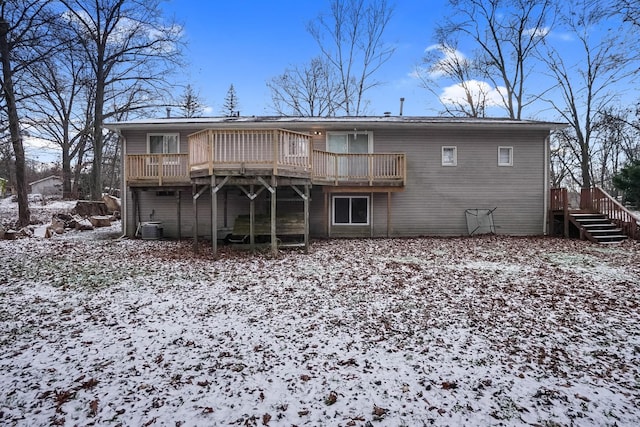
0, 19, 30, 227
62, 146, 72, 199
90, 55, 105, 201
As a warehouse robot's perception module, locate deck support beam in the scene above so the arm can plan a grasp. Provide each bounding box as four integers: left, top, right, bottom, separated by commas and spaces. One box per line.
249, 185, 255, 249
270, 177, 277, 256
192, 184, 209, 253
257, 176, 277, 256
291, 184, 310, 253
132, 188, 140, 237
210, 176, 230, 256
176, 190, 181, 240
304, 185, 310, 252
387, 191, 391, 238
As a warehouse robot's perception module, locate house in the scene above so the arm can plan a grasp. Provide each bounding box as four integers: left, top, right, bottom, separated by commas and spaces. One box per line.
29, 175, 63, 197
105, 116, 565, 254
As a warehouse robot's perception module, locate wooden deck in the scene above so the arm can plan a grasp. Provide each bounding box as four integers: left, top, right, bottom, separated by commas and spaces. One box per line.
126, 128, 405, 187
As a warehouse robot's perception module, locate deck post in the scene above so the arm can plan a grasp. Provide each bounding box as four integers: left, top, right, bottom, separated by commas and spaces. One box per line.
176, 190, 181, 240
272, 130, 279, 175
193, 184, 198, 252
563, 188, 569, 238
271, 177, 277, 257
192, 184, 209, 253
325, 192, 330, 238
211, 176, 217, 255
304, 184, 310, 253
387, 191, 391, 238
249, 184, 255, 250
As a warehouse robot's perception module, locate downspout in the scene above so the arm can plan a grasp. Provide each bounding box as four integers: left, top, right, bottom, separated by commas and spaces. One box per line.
543, 135, 550, 235
112, 128, 128, 239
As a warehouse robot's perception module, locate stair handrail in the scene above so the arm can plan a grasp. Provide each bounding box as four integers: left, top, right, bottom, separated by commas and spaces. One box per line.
580, 186, 639, 240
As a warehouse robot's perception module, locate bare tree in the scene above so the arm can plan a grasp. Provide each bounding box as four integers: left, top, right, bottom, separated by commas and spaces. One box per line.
538, 0, 637, 189
268, 57, 342, 117
0, 0, 54, 226
221, 84, 239, 117
59, 0, 183, 200
22, 20, 93, 199
432, 0, 554, 119
308, 0, 395, 116
177, 84, 204, 118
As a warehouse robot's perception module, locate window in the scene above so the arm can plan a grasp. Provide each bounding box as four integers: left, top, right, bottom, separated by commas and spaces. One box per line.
148, 133, 180, 154
333, 196, 369, 225
498, 146, 513, 166
327, 132, 372, 154
442, 146, 457, 166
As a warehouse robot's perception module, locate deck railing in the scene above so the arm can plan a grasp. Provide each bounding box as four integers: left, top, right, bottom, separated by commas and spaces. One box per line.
126, 154, 189, 186
550, 188, 569, 212
550, 188, 569, 237
189, 129, 312, 175
581, 186, 639, 240
312, 150, 405, 185
126, 129, 406, 187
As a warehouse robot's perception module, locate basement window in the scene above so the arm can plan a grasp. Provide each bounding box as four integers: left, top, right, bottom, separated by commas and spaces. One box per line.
333, 196, 369, 225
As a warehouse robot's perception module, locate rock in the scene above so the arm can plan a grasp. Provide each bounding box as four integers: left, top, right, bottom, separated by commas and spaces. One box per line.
73, 201, 108, 217
51, 217, 66, 233
45, 216, 67, 238
75, 218, 94, 231
102, 195, 121, 214
89, 215, 112, 228
4, 229, 16, 240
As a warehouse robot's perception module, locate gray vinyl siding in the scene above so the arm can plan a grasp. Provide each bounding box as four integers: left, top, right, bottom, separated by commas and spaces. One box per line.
376, 128, 546, 236
121, 123, 549, 239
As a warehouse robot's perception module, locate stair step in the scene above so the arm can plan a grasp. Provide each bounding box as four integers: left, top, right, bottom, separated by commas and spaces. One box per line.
588, 228, 623, 234
592, 234, 627, 240
580, 223, 617, 229
571, 213, 606, 218
574, 218, 610, 222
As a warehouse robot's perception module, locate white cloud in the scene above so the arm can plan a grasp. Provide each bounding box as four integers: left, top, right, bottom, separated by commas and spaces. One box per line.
440, 80, 506, 107
524, 26, 550, 38
423, 44, 470, 79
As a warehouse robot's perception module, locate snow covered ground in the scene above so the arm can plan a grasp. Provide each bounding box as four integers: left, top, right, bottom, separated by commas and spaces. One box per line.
0, 203, 639, 425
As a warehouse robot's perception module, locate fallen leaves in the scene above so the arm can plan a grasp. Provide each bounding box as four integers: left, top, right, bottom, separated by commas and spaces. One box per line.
324, 391, 338, 406
1, 236, 639, 426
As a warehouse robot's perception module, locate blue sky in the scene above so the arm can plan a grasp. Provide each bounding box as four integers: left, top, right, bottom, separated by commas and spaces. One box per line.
161, 0, 446, 116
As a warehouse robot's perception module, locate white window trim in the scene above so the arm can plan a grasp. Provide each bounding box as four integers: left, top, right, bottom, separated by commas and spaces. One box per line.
332, 195, 370, 226
498, 146, 513, 166
326, 131, 374, 153
442, 146, 457, 166
147, 133, 181, 154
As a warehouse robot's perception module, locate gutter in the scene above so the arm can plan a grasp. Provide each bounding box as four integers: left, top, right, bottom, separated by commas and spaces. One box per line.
543, 135, 550, 235
107, 126, 128, 239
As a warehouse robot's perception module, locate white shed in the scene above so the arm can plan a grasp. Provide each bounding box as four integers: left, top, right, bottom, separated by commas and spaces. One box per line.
29, 176, 63, 197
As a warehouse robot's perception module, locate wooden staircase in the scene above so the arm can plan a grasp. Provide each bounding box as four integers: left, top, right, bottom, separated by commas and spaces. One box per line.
569, 212, 627, 244
550, 186, 639, 244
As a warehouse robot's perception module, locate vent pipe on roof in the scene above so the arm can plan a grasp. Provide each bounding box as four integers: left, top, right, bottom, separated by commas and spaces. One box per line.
399, 97, 405, 116
166, 107, 171, 118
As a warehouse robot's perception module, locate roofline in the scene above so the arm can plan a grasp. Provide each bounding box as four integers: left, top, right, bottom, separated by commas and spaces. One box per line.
104, 115, 568, 132
28, 175, 62, 186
